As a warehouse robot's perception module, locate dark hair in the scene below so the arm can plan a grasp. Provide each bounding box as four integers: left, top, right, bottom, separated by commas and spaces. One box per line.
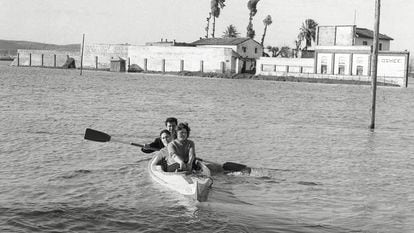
165, 117, 178, 126
177, 122, 190, 137
159, 129, 171, 137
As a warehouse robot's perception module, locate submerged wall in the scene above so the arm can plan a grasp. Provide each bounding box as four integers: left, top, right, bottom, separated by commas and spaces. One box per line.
11, 49, 80, 67
82, 43, 236, 73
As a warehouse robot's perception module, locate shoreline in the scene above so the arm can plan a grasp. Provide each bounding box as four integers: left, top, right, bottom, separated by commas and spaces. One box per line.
140, 70, 400, 87
3, 63, 401, 87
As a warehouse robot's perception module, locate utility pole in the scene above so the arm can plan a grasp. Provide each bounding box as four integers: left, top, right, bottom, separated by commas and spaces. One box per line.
80, 33, 85, 76
370, 0, 380, 129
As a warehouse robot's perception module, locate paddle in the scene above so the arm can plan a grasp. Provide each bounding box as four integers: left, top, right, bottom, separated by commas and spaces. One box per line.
84, 128, 249, 173
84, 128, 160, 150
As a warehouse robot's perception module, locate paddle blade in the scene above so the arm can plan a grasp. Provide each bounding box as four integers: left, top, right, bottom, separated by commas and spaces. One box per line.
222, 162, 247, 172
84, 128, 111, 142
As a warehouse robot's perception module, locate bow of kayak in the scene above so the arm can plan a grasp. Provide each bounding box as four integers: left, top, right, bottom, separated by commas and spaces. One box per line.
148, 156, 213, 202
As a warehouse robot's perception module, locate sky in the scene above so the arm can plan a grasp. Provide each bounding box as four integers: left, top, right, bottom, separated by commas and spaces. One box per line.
1, 0, 412, 53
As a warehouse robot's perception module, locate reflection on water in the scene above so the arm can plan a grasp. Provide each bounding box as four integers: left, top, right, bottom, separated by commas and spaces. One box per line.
0, 64, 413, 232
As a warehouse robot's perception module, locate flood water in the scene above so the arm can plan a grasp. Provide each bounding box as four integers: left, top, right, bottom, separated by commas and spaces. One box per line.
1, 61, 413, 232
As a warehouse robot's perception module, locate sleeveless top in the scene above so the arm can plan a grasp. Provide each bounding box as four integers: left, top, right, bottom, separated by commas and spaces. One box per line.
167, 139, 195, 163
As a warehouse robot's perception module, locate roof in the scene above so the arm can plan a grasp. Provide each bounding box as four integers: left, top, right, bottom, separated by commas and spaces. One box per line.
191, 37, 255, 46
356, 28, 393, 41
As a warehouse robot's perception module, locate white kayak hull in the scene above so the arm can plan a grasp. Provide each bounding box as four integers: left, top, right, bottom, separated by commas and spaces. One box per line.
148, 157, 213, 202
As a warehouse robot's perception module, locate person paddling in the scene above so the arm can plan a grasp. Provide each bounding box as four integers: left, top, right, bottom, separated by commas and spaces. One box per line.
141, 117, 177, 153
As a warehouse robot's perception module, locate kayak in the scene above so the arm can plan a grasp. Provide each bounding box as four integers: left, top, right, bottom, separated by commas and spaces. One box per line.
148, 155, 213, 202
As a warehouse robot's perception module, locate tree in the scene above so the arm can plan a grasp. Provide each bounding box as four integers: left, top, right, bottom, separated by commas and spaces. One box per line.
223, 24, 240, 38
205, 13, 212, 38
293, 34, 302, 57
298, 19, 318, 50
266, 46, 279, 57
211, 0, 226, 38
246, 0, 260, 39
266, 45, 291, 57
260, 15, 272, 46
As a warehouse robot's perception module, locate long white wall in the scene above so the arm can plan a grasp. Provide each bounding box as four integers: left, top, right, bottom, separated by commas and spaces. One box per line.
83, 44, 236, 73
11, 49, 80, 67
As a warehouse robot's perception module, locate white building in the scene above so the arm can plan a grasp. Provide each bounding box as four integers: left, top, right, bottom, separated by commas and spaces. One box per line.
256, 25, 409, 87
191, 37, 263, 73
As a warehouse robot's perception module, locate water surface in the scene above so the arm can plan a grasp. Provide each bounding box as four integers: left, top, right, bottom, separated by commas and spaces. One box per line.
1, 62, 413, 232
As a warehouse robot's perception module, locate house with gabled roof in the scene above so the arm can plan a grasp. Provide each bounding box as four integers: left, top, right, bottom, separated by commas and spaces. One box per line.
354, 27, 393, 50
191, 37, 263, 73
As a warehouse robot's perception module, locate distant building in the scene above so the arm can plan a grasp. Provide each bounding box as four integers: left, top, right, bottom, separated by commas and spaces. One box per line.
191, 37, 263, 73
315, 25, 407, 79
256, 24, 409, 87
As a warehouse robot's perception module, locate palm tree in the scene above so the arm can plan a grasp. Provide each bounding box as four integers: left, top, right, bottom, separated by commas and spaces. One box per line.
223, 24, 240, 38
260, 15, 272, 46
246, 0, 260, 39
205, 12, 212, 38
266, 46, 279, 57
299, 19, 318, 50
211, 0, 226, 38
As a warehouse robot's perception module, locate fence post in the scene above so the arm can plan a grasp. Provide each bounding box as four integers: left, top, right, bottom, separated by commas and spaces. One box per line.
54, 54, 56, 67
162, 59, 165, 72
95, 56, 98, 69
286, 65, 289, 73
17, 53, 20, 66
29, 53, 32, 66
41, 54, 44, 67
180, 60, 184, 72
261, 64, 264, 71
200, 60, 204, 73
144, 58, 148, 71
127, 57, 130, 71
273, 65, 277, 72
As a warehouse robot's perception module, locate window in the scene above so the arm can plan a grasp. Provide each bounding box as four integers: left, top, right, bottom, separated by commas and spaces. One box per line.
379, 43, 383, 50
242, 47, 247, 53
363, 41, 368, 45
255, 47, 258, 53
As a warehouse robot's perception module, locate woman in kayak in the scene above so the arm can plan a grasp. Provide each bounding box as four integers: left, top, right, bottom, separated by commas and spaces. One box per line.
168, 122, 196, 172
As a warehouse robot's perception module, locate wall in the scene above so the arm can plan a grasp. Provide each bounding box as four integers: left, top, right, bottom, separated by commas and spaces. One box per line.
314, 46, 409, 87
12, 44, 237, 73
257, 50, 409, 87
11, 49, 80, 67
354, 38, 391, 51
317, 25, 355, 46
256, 57, 314, 75
125, 45, 235, 73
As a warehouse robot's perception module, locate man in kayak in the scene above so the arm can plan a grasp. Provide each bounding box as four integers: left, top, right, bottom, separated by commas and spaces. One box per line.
141, 117, 178, 153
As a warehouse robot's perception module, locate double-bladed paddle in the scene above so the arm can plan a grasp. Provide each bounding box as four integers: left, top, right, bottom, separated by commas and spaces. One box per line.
84, 128, 250, 173
84, 128, 160, 150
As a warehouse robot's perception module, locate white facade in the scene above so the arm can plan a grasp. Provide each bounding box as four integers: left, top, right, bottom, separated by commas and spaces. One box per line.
193, 38, 263, 73
354, 38, 391, 51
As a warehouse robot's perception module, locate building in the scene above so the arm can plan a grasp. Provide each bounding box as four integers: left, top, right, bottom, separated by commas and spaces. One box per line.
315, 25, 408, 84
256, 25, 409, 87
191, 37, 263, 73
